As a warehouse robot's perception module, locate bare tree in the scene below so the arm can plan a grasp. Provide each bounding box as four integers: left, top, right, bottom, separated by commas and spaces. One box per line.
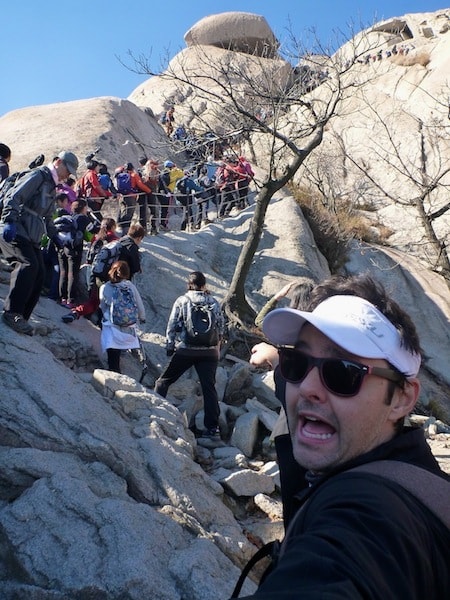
303, 86, 450, 284
126, 25, 386, 327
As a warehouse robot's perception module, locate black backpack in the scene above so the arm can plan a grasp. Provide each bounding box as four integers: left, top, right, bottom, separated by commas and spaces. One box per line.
175, 176, 188, 196
0, 170, 32, 219
0, 154, 45, 215
53, 214, 84, 249
91, 240, 122, 282
86, 238, 104, 265
184, 296, 219, 347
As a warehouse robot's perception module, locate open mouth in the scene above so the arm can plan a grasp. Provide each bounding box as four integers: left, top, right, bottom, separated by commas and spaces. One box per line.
300, 415, 336, 441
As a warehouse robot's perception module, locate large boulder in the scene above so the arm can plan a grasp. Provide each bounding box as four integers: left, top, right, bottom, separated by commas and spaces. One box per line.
128, 44, 292, 133
184, 11, 279, 57
0, 97, 169, 175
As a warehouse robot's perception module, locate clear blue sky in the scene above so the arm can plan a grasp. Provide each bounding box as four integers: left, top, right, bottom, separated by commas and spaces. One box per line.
0, 1, 446, 117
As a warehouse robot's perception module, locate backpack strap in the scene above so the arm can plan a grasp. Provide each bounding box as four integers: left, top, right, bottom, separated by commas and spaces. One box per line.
349, 460, 450, 529
230, 540, 280, 598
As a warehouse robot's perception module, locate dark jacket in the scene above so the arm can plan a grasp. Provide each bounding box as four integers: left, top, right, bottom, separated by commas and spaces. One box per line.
0, 166, 56, 246
239, 427, 450, 599
118, 235, 141, 278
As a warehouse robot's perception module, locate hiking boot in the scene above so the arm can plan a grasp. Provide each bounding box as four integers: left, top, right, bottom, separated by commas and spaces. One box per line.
62, 312, 78, 324
2, 312, 34, 336
201, 428, 221, 440
58, 299, 75, 309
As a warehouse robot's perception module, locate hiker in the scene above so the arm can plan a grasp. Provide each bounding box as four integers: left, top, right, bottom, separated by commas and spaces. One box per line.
215, 158, 239, 218
154, 271, 225, 439
164, 106, 175, 137
235, 156, 254, 209
97, 163, 118, 197
42, 193, 72, 301
196, 165, 217, 226
136, 156, 153, 233
0, 143, 11, 182
233, 273, 450, 598
174, 171, 204, 231
0, 151, 79, 335
142, 159, 161, 235
157, 160, 184, 230
61, 221, 144, 324
115, 162, 151, 235
99, 260, 145, 373
56, 175, 78, 206
56, 199, 97, 309
77, 160, 111, 221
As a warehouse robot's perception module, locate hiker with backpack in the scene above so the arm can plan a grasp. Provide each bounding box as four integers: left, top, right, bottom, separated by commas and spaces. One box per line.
174, 171, 204, 231
157, 160, 184, 231
99, 260, 145, 373
230, 273, 450, 599
0, 151, 79, 335
154, 271, 225, 440
61, 222, 144, 324
41, 192, 72, 301
114, 163, 151, 235
97, 163, 118, 197
142, 159, 161, 235
55, 199, 98, 309
76, 160, 111, 221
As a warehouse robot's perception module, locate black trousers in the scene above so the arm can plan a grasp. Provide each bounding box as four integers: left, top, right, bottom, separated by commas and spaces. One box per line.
57, 247, 83, 303
107, 348, 121, 373
117, 194, 138, 235
155, 347, 220, 431
0, 236, 45, 320
137, 194, 149, 231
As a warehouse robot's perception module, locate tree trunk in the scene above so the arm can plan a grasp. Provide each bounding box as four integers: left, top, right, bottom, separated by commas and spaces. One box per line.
222, 180, 284, 327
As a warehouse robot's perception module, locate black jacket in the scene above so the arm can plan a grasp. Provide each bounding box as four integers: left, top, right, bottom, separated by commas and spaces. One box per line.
118, 235, 141, 278
239, 427, 450, 599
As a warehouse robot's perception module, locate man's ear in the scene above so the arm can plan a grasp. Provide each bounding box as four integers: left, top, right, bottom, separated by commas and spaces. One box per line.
389, 378, 420, 421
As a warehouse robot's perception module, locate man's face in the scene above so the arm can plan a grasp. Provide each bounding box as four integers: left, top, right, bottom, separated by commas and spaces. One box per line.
55, 159, 72, 182
285, 324, 403, 473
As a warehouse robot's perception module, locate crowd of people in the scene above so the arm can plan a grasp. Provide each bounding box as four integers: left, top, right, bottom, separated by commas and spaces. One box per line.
69, 150, 255, 236
1, 142, 448, 598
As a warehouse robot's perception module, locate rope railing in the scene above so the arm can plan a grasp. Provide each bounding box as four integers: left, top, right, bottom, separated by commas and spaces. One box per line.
80, 180, 253, 234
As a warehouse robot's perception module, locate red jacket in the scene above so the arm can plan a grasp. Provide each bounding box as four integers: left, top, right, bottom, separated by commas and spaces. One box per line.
130, 171, 151, 194
80, 169, 111, 199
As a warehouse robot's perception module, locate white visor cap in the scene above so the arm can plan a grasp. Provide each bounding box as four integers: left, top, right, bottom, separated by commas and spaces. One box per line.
262, 295, 421, 377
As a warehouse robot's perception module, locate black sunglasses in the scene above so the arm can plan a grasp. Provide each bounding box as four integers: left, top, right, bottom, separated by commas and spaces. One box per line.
278, 347, 403, 397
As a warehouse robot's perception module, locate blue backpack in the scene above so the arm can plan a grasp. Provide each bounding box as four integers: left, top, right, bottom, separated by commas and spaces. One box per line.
116, 172, 132, 194
98, 173, 111, 191
109, 284, 138, 326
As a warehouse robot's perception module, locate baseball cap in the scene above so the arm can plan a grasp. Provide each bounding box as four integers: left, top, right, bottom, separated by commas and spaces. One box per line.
58, 151, 79, 176
262, 295, 421, 377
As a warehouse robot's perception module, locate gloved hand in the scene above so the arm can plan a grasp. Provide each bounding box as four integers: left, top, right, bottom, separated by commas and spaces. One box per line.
2, 222, 17, 243
166, 345, 175, 357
